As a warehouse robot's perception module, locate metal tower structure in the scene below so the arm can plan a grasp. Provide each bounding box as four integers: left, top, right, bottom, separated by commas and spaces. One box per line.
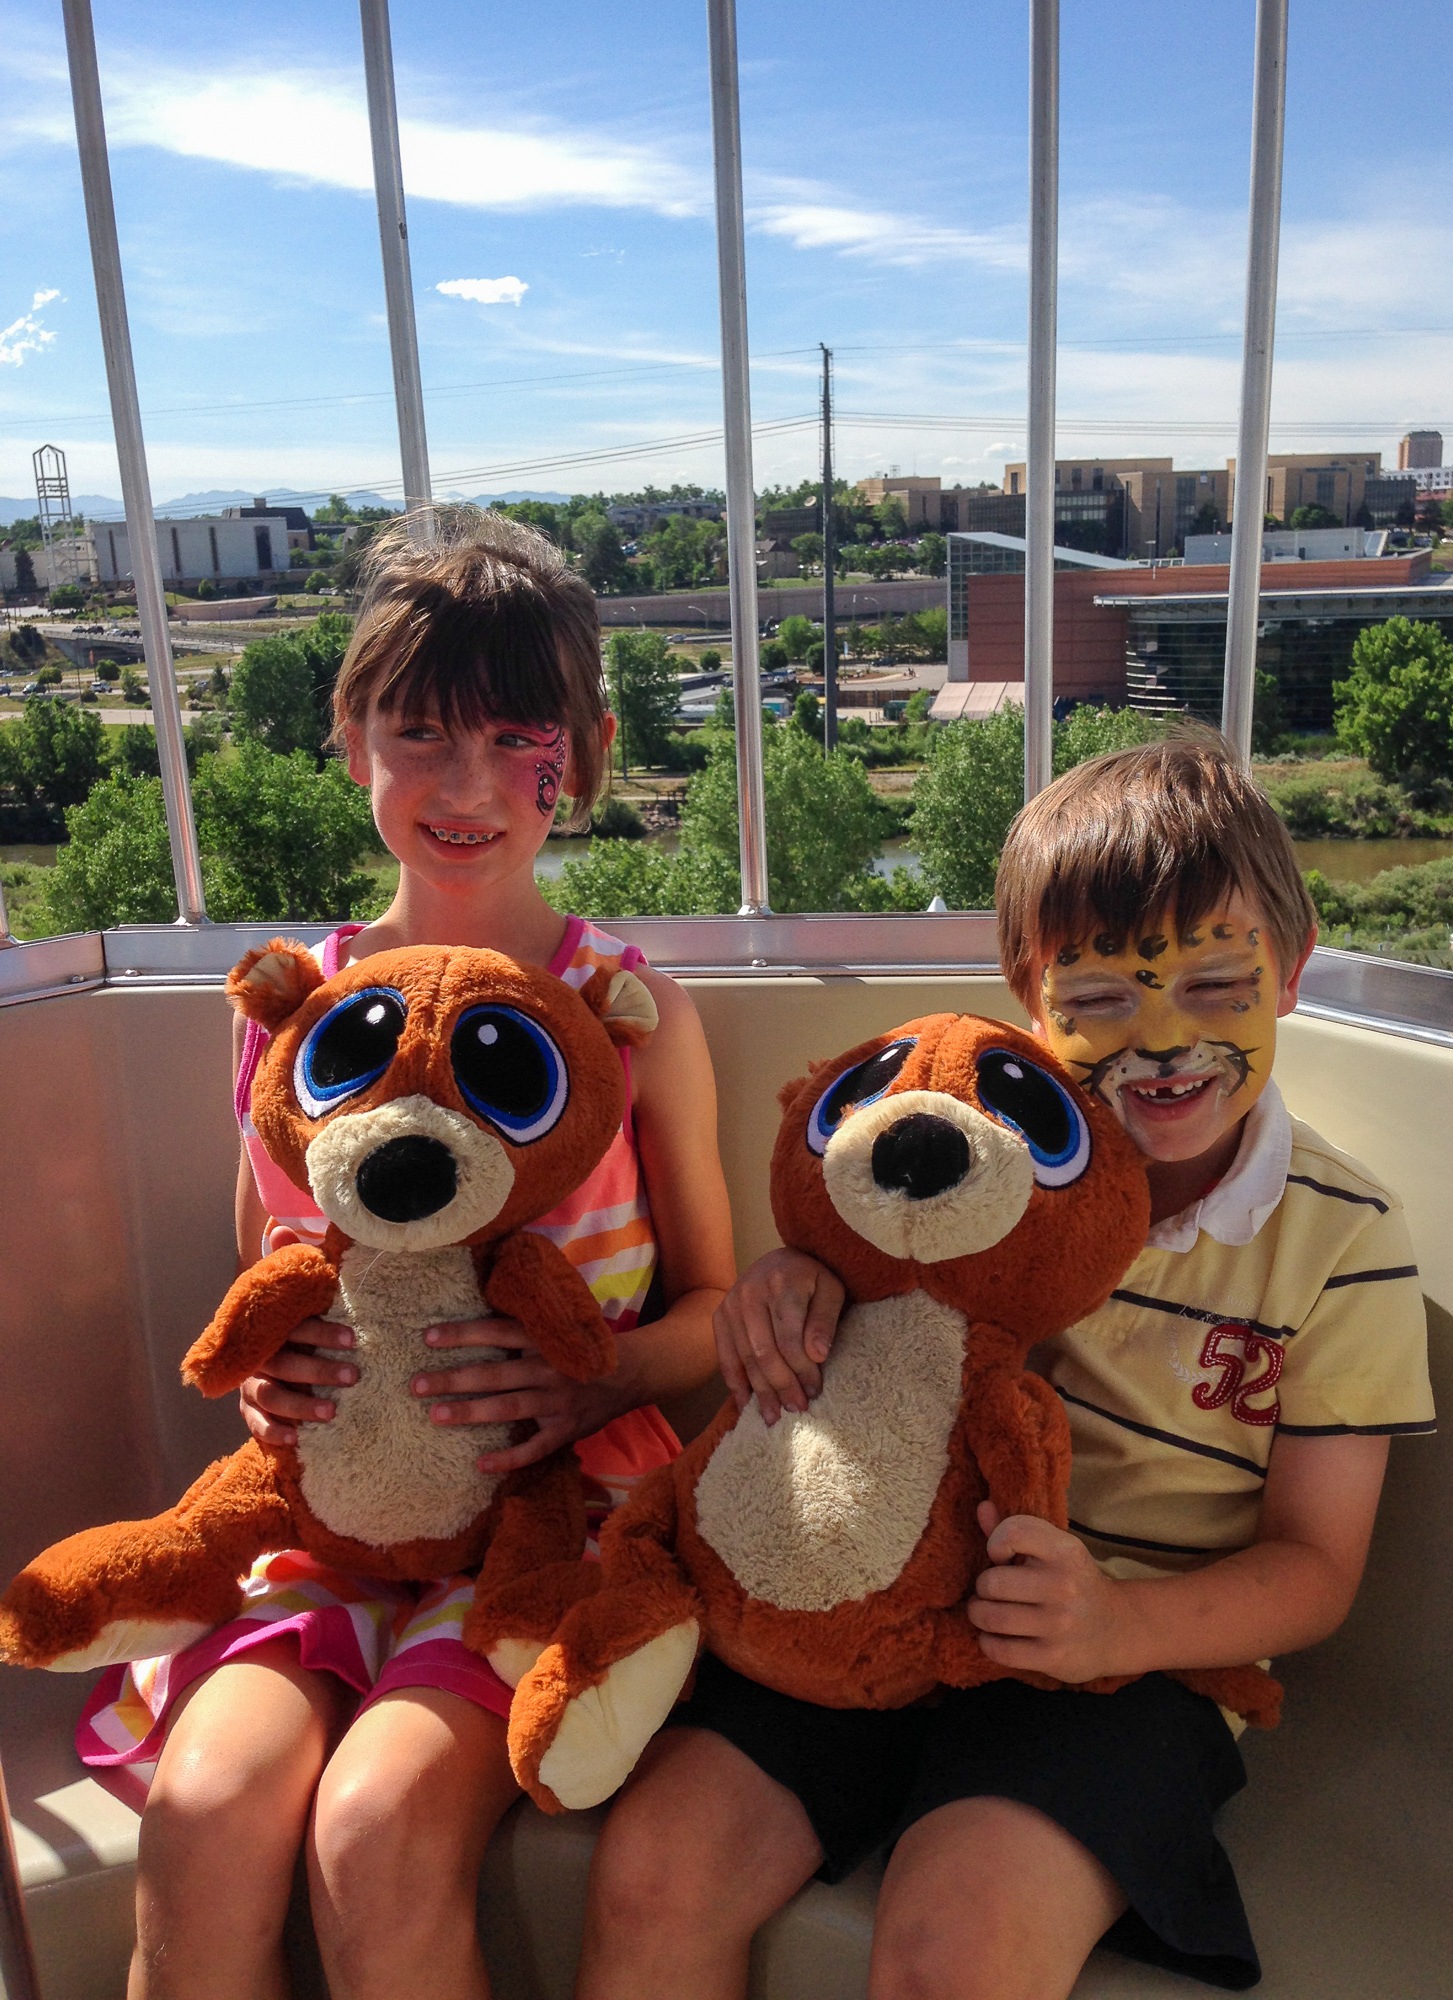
32, 443, 87, 592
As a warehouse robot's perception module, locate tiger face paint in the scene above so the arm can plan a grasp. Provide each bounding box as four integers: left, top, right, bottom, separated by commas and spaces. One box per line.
1034, 894, 1284, 1164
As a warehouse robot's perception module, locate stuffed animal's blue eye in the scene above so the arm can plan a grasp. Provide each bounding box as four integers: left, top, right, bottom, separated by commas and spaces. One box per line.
451, 1006, 569, 1144
975, 1049, 1091, 1187
806, 1038, 916, 1156
295, 988, 407, 1118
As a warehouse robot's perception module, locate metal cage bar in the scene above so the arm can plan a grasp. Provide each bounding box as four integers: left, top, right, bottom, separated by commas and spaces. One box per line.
706, 0, 770, 915
359, 0, 434, 539
1222, 0, 1288, 761
62, 0, 207, 924
1024, 0, 1059, 802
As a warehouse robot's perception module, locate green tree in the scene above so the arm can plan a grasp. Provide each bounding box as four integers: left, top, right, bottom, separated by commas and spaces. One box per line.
793, 689, 823, 739
49, 584, 86, 612
760, 641, 789, 673
791, 532, 823, 571
10, 624, 45, 664
873, 497, 908, 539
913, 705, 1158, 909
33, 664, 62, 687
607, 630, 680, 773
230, 633, 319, 756
777, 615, 816, 661
120, 666, 147, 703
575, 515, 629, 594
699, 648, 723, 674
0, 698, 107, 808
95, 660, 121, 684
1334, 617, 1453, 786
45, 775, 179, 929
1251, 668, 1286, 756
193, 740, 379, 920
45, 742, 381, 931
916, 532, 947, 577
684, 721, 888, 911
14, 548, 37, 594
1289, 504, 1339, 530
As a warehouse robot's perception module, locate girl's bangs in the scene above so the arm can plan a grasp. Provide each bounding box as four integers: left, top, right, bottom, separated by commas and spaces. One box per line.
376, 586, 570, 736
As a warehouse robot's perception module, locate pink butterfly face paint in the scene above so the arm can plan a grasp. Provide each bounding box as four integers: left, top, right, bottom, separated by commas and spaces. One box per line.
529, 725, 567, 817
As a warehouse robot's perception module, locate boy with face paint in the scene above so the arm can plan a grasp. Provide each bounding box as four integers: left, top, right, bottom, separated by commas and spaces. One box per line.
588, 734, 1433, 2000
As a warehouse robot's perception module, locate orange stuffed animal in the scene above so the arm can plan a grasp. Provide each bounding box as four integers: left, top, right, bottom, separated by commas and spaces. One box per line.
0, 940, 655, 1676
500, 1012, 1281, 1814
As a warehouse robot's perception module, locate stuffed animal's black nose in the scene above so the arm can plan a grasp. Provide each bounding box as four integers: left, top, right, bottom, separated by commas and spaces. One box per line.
355, 1135, 458, 1222
871, 1114, 971, 1201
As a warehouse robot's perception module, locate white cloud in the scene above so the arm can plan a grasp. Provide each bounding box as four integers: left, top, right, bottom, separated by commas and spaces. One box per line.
14, 64, 702, 219
437, 276, 528, 307
0, 288, 60, 367
751, 193, 1023, 272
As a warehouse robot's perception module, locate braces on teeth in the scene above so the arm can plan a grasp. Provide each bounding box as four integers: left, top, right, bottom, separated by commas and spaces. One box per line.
430, 827, 496, 845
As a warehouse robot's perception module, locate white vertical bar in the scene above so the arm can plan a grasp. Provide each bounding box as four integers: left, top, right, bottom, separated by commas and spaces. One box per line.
1024, 0, 1058, 802
1223, 0, 1288, 763
706, 0, 770, 915
359, 0, 434, 541
0, 872, 13, 946
62, 0, 206, 924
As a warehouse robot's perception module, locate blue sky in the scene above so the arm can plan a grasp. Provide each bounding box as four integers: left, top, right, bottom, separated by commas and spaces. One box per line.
1, 0, 1450, 509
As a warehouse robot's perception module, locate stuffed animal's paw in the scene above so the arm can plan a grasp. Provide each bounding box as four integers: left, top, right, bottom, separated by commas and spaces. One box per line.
0, 1594, 215, 1673
509, 1619, 700, 1813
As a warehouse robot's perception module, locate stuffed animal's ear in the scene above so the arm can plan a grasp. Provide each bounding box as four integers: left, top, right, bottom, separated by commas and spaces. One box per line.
227, 940, 324, 1030
778, 1073, 809, 1111
580, 966, 659, 1048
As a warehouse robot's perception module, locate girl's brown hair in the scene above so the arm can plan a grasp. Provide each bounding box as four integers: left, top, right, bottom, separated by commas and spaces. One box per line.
331, 505, 608, 828
996, 728, 1317, 1009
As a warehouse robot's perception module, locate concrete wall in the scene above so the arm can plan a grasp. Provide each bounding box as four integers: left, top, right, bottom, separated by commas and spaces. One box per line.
595, 578, 942, 630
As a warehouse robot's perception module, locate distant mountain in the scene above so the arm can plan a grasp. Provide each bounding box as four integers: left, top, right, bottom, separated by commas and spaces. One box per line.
0, 485, 570, 529
0, 493, 122, 525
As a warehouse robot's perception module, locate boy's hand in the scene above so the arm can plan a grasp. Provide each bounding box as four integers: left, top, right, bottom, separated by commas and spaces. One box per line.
713, 1249, 846, 1427
968, 1502, 1128, 1684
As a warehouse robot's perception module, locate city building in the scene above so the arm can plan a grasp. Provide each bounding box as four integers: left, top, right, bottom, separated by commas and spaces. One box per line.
221, 497, 314, 552
999, 458, 1228, 558
1183, 526, 1387, 564
606, 497, 723, 535
940, 533, 1445, 732
1102, 554, 1449, 732
1400, 463, 1453, 497
1224, 452, 1408, 527
94, 512, 293, 585
1399, 430, 1443, 470
854, 476, 1010, 534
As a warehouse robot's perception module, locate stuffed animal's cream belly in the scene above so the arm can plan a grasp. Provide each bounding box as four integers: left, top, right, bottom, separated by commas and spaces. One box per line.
295, 1244, 509, 1550
693, 1291, 966, 1613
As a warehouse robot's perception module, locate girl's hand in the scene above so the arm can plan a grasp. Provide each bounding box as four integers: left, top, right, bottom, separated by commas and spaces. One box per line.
712, 1249, 846, 1427
968, 1502, 1128, 1684
416, 1317, 629, 1476
238, 1319, 358, 1447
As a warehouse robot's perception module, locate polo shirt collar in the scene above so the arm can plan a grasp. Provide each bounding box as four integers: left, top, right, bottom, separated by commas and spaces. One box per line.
1145, 1078, 1292, 1255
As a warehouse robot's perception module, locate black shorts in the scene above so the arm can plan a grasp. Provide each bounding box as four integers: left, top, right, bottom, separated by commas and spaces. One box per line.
669, 1655, 1258, 1991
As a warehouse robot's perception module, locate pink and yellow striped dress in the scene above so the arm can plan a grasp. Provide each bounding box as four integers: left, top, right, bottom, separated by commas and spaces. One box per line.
77, 916, 679, 1796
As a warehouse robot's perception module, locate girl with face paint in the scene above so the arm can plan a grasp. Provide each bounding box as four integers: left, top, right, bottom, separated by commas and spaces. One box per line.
674, 736, 1431, 2000
95, 509, 736, 2000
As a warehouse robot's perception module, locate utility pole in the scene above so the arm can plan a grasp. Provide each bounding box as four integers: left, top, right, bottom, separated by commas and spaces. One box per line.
820, 343, 838, 752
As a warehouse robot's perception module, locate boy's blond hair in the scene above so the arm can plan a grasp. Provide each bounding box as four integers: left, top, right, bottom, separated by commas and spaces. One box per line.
331, 506, 608, 829
996, 730, 1317, 1010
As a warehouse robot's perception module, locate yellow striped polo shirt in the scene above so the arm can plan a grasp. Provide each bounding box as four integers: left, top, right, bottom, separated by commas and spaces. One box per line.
1045, 1088, 1434, 1582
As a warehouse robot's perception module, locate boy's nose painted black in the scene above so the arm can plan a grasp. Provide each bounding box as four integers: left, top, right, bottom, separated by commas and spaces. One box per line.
356, 1135, 458, 1222
871, 1114, 972, 1201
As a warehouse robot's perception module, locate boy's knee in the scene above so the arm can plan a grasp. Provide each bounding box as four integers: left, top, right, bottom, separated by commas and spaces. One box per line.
591, 1792, 731, 1940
